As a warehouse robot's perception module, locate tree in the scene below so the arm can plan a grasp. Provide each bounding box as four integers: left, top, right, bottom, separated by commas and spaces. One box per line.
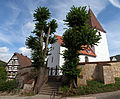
0, 67, 7, 81
26, 7, 57, 93
0, 60, 6, 67
62, 6, 101, 88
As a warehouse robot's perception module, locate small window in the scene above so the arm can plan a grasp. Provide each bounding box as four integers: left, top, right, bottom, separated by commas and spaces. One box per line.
85, 56, 89, 62
51, 56, 54, 63
98, 32, 101, 36
12, 59, 16, 64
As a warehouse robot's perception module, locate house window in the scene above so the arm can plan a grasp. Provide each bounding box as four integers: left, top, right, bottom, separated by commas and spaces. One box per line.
12, 59, 16, 65
51, 56, 54, 63
9, 66, 11, 70
85, 56, 89, 62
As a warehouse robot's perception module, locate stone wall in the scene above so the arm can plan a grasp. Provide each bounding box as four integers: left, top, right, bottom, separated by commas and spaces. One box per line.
16, 66, 35, 88
77, 61, 120, 86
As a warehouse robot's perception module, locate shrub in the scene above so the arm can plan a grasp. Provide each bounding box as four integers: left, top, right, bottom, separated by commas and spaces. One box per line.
20, 91, 35, 96
0, 67, 7, 81
61, 79, 120, 96
0, 80, 17, 92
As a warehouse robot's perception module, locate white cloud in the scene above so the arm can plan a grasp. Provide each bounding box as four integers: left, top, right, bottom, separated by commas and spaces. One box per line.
0, 47, 12, 62
109, 0, 120, 8
22, 22, 35, 38
50, 0, 108, 20
24, 22, 35, 30
18, 47, 31, 57
0, 47, 9, 53
0, 53, 12, 63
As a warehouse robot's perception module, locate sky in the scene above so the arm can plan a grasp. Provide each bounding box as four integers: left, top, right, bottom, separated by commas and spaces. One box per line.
0, 0, 120, 62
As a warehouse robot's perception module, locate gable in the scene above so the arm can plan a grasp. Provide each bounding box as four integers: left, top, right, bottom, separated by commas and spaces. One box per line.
7, 52, 32, 67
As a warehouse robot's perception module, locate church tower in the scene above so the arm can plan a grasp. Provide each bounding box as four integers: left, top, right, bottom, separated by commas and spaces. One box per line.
88, 8, 110, 61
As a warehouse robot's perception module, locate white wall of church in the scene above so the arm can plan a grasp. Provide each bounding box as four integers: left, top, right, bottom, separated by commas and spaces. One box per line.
59, 46, 66, 68
47, 31, 110, 68
94, 31, 110, 62
47, 41, 60, 68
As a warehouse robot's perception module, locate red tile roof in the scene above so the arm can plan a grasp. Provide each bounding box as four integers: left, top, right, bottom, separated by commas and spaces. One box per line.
55, 35, 96, 57
89, 8, 106, 33
14, 52, 32, 67
24, 79, 34, 84
55, 35, 63, 45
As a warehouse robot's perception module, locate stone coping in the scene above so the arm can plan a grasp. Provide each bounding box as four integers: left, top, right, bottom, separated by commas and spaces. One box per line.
79, 61, 120, 65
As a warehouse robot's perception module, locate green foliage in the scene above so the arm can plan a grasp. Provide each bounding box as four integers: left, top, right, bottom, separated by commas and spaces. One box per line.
0, 60, 6, 67
0, 80, 17, 92
62, 6, 101, 87
0, 67, 7, 81
61, 79, 120, 96
20, 91, 35, 96
26, 6, 57, 68
110, 55, 120, 61
64, 6, 90, 28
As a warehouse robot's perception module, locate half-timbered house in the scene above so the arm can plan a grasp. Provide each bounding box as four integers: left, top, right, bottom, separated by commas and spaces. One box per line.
6, 52, 32, 79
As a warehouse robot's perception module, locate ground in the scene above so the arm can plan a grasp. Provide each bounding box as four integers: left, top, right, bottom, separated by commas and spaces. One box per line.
0, 90, 120, 99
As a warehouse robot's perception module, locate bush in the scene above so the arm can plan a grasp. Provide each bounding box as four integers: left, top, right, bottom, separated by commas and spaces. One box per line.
61, 78, 120, 96
0, 80, 17, 92
0, 67, 7, 81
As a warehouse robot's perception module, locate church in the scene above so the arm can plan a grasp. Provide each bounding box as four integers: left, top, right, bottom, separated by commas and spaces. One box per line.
47, 8, 110, 69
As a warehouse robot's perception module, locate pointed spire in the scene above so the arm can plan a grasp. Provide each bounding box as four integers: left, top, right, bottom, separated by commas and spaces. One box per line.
88, 8, 106, 33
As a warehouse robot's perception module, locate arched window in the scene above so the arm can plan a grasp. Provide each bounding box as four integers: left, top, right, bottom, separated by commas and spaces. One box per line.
98, 32, 101, 36
85, 56, 89, 62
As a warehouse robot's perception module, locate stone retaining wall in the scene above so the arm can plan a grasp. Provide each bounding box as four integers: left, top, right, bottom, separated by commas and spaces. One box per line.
77, 61, 120, 86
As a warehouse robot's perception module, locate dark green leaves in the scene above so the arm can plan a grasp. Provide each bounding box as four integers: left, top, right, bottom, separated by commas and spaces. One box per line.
62, 6, 101, 87
64, 6, 90, 27
33, 7, 50, 22
26, 6, 57, 68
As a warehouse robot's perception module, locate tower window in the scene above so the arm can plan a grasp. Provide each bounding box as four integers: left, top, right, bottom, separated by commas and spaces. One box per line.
51, 56, 54, 63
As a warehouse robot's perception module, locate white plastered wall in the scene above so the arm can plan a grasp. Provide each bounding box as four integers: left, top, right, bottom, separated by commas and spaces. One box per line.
47, 30, 110, 68
94, 31, 110, 62
47, 41, 60, 68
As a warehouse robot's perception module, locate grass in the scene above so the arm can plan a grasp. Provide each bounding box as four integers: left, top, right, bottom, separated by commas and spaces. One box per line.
20, 91, 35, 96
61, 78, 120, 96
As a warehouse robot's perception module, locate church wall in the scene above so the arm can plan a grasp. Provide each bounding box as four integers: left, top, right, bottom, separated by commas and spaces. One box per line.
77, 61, 120, 86
59, 46, 66, 68
47, 41, 60, 68
94, 31, 110, 61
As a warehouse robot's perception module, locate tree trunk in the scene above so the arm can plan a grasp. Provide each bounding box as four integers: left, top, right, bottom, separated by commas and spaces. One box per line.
70, 78, 77, 88
33, 27, 51, 94
40, 29, 43, 51
33, 67, 48, 94
43, 27, 51, 61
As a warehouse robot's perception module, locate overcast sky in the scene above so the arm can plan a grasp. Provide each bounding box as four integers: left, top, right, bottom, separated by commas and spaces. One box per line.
0, 0, 120, 62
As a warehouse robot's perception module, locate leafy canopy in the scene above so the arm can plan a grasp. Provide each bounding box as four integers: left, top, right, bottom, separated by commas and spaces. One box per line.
62, 6, 101, 87
26, 6, 57, 68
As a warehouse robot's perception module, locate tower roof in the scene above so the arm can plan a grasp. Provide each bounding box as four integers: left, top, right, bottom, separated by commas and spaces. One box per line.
89, 8, 106, 33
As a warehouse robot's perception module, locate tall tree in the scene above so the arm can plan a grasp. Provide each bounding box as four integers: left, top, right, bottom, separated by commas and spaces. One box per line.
26, 7, 57, 93
62, 6, 101, 88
